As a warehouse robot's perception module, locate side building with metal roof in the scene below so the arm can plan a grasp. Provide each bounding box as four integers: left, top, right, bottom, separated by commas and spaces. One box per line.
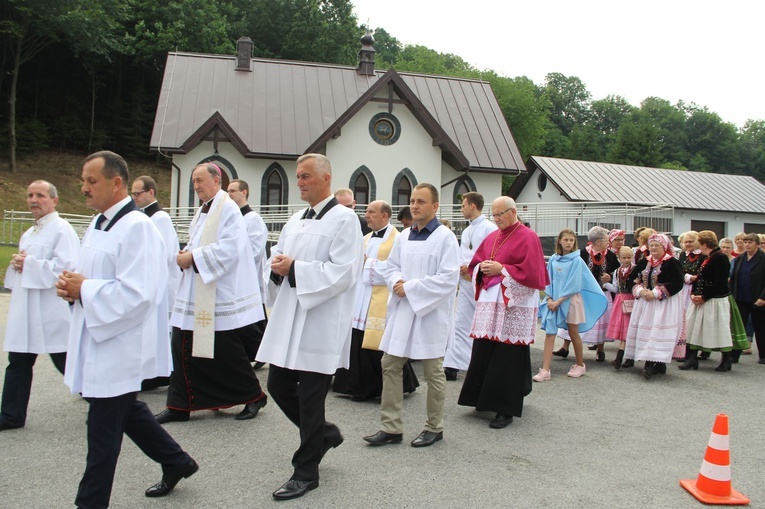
149, 35, 525, 219
509, 155, 765, 240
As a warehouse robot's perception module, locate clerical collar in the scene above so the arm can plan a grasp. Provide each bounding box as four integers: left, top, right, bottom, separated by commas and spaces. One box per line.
470, 215, 487, 226
307, 195, 334, 217
201, 197, 215, 213
32, 211, 58, 233
99, 196, 132, 229
371, 225, 388, 238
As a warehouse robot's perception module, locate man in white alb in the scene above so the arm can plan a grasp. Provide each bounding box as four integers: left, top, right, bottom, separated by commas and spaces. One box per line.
257, 153, 363, 500
444, 191, 496, 381
363, 183, 459, 448
1, 180, 79, 431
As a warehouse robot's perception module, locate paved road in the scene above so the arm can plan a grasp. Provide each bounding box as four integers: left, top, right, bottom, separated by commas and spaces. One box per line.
0, 291, 762, 508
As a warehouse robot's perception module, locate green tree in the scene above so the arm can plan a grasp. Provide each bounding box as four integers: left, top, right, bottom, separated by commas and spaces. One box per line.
365, 26, 400, 68
684, 105, 740, 174
482, 73, 548, 159
640, 97, 688, 166
0, 0, 127, 171
739, 119, 765, 180
607, 110, 662, 167
394, 45, 475, 75
541, 72, 591, 137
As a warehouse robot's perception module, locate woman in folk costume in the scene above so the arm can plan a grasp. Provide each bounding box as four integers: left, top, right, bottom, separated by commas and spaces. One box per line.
632, 227, 655, 266
608, 229, 626, 255
681, 231, 748, 372
624, 233, 685, 378
677, 231, 706, 361
554, 226, 618, 363
534, 229, 607, 381
603, 246, 635, 369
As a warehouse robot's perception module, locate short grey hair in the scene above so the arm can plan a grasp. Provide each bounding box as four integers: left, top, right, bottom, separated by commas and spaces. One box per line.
30, 180, 58, 199
588, 226, 609, 243
298, 153, 332, 176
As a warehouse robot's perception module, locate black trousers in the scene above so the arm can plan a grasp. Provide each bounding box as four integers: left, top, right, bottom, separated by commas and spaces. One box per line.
0, 352, 66, 426
75, 392, 190, 509
267, 365, 339, 481
735, 300, 765, 359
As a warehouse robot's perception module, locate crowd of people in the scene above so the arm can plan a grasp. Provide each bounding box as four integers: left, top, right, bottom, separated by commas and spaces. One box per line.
531, 225, 764, 380
1, 150, 763, 506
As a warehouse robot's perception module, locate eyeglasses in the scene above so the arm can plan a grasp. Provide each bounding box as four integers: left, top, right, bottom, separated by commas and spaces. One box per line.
492, 208, 513, 219
227, 189, 241, 194
131, 190, 147, 198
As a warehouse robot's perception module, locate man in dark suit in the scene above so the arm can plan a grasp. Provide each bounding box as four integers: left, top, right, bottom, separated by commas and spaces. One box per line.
730, 233, 765, 363
56, 151, 197, 508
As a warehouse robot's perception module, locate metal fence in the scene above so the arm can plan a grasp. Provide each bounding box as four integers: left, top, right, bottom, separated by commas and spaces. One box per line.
2, 202, 674, 246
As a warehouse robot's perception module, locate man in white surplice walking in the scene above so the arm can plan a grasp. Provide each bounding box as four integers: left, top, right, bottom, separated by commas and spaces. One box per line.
257, 153, 363, 501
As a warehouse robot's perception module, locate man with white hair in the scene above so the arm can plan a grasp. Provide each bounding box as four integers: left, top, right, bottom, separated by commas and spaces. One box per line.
334, 187, 372, 235
1, 180, 79, 431
458, 196, 548, 429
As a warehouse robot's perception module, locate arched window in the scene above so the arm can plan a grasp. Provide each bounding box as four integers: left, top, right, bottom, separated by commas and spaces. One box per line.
188, 156, 236, 207
391, 168, 418, 206
397, 177, 411, 206
452, 175, 477, 206
354, 173, 370, 206
267, 172, 283, 205
349, 165, 376, 206
260, 163, 289, 209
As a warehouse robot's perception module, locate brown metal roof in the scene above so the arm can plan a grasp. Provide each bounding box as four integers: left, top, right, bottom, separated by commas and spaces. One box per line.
520, 156, 765, 214
149, 52, 525, 173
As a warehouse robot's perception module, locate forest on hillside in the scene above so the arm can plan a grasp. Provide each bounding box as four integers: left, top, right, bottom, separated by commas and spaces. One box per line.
2, 0, 764, 180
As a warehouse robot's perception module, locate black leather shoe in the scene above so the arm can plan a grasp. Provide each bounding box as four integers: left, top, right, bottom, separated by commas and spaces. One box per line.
642, 361, 656, 379
253, 361, 266, 369
552, 347, 569, 358
272, 479, 319, 500
155, 409, 190, 424
0, 421, 23, 431
145, 459, 198, 497
759, 358, 765, 365
322, 430, 344, 457
622, 358, 634, 368
363, 430, 403, 445
235, 396, 267, 420
411, 430, 443, 448
596, 351, 605, 362
587, 344, 598, 351
699, 351, 711, 360
444, 367, 458, 381
489, 414, 513, 429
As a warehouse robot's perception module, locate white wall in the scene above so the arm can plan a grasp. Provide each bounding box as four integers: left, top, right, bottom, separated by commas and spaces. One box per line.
326, 100, 442, 205
674, 209, 765, 237
515, 171, 569, 204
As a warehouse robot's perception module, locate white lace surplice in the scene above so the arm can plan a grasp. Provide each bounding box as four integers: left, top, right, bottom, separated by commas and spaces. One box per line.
470, 268, 539, 345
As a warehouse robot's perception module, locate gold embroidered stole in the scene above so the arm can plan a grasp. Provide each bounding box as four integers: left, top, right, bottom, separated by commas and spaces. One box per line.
362, 228, 398, 350
192, 193, 229, 358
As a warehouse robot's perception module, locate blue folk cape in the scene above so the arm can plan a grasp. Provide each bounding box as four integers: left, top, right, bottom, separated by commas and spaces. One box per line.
539, 251, 608, 334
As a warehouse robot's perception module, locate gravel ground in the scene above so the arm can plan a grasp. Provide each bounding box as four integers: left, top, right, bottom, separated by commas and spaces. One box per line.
0, 291, 762, 508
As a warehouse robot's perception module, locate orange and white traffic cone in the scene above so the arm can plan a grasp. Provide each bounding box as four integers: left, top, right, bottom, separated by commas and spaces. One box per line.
680, 413, 749, 505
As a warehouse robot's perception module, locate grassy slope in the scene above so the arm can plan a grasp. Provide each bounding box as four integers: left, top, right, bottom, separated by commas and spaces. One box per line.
0, 151, 172, 281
